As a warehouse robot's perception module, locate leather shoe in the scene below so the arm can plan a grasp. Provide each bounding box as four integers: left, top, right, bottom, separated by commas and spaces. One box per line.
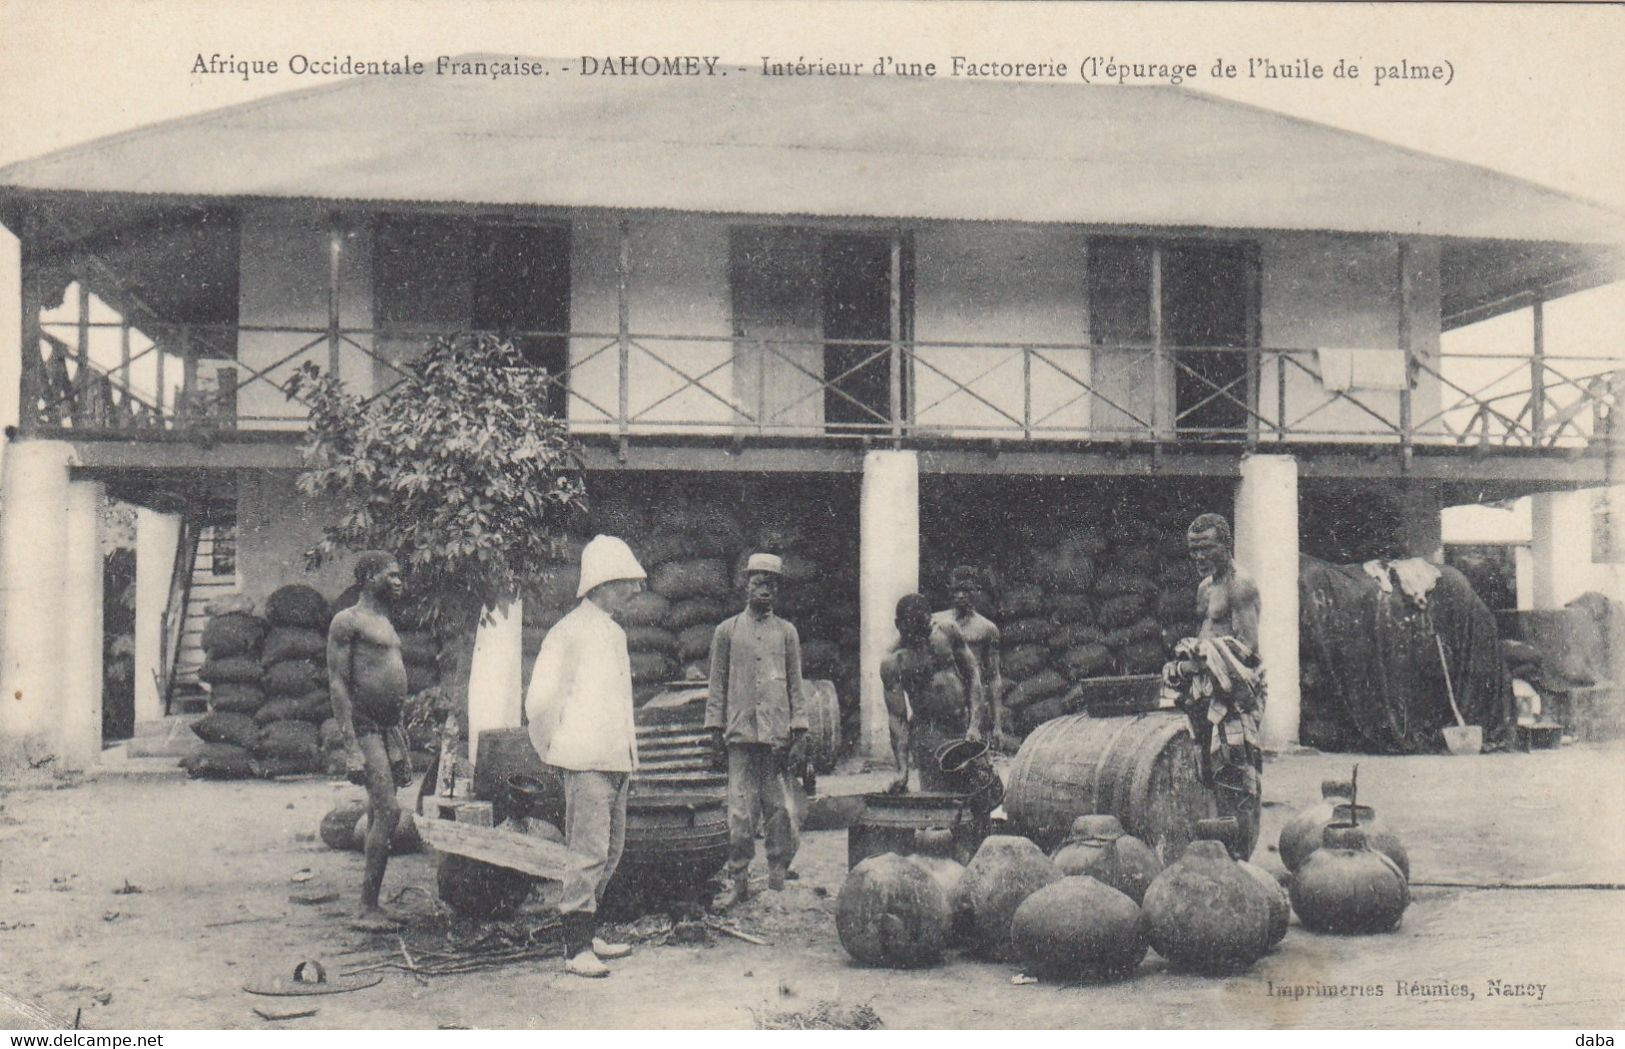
767, 867, 788, 891
564, 949, 610, 978
592, 936, 634, 960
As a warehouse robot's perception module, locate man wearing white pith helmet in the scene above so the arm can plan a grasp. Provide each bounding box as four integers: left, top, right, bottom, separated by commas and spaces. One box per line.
525, 534, 646, 978
705, 552, 808, 908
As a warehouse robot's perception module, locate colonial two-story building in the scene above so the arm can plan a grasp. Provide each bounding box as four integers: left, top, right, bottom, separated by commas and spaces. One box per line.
1, 67, 1620, 770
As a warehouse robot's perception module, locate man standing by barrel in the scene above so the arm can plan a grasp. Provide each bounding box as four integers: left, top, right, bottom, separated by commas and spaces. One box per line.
706, 553, 808, 908
882, 593, 984, 794
933, 566, 1006, 748
526, 535, 645, 978
328, 551, 413, 933
1161, 513, 1266, 858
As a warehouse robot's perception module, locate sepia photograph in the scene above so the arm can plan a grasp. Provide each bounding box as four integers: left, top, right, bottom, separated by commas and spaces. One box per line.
0, 0, 1621, 1034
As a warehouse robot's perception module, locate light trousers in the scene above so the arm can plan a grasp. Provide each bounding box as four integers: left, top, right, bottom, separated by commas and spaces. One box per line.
726, 744, 797, 874
558, 769, 629, 917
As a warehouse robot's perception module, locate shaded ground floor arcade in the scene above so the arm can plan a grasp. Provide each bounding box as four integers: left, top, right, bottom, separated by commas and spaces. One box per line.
6, 433, 1607, 773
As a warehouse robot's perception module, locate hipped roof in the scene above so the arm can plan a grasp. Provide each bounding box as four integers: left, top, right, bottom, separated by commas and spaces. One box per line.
3, 62, 1623, 246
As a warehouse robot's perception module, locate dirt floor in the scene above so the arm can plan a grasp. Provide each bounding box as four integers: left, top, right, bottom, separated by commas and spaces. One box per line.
2, 742, 1624, 1030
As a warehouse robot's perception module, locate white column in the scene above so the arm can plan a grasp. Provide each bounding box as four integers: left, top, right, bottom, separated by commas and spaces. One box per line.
859, 450, 919, 759
1529, 488, 1621, 609
0, 440, 74, 770
59, 480, 104, 771
134, 508, 182, 724
1234, 453, 1300, 749
1529, 492, 1560, 609
466, 598, 523, 769
1513, 545, 1534, 610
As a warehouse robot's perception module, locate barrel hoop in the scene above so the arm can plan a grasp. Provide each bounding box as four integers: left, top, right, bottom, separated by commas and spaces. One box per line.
1123, 714, 1190, 842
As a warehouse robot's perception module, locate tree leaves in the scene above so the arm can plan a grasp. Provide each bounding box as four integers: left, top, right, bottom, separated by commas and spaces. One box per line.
283, 333, 589, 634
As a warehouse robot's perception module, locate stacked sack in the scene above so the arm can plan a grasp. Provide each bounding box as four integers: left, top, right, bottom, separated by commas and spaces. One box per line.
185, 603, 270, 779
933, 509, 1212, 743
253, 584, 332, 776
520, 487, 859, 713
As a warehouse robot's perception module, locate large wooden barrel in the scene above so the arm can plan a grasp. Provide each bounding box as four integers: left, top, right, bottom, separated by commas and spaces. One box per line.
1004, 712, 1217, 863
804, 679, 842, 773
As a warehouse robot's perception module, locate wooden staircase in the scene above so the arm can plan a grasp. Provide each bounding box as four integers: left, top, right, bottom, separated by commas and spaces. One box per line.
164, 523, 239, 714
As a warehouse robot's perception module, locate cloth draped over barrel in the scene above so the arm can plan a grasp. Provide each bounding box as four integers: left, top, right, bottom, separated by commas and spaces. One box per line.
1298, 555, 1512, 753
1159, 636, 1265, 803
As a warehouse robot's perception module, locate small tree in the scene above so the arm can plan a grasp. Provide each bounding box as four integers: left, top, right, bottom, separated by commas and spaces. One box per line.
285, 333, 588, 724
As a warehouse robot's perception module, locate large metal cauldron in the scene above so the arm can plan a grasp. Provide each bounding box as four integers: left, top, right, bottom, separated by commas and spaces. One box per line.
847, 791, 985, 869
601, 792, 729, 915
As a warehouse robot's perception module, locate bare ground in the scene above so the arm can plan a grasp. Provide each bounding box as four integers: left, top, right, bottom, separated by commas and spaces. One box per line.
2, 743, 1623, 1030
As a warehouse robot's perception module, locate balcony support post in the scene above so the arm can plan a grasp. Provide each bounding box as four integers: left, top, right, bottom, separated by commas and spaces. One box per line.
1150, 244, 1170, 441
888, 230, 903, 447
1530, 296, 1546, 445
327, 215, 343, 377
1397, 238, 1414, 468
75, 282, 91, 413
617, 219, 632, 454
17, 209, 42, 435
180, 324, 196, 418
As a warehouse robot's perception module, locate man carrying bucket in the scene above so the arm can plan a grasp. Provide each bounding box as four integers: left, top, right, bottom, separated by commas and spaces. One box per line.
706, 552, 808, 908
881, 593, 984, 795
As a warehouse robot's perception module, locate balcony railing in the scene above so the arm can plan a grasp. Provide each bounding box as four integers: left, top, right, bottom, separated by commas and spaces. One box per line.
23, 320, 1623, 454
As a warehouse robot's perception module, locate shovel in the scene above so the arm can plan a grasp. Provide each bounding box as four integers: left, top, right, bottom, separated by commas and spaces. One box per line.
1430, 619, 1482, 756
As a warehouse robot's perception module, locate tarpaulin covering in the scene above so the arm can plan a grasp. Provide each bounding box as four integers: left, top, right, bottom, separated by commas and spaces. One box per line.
1299, 556, 1512, 753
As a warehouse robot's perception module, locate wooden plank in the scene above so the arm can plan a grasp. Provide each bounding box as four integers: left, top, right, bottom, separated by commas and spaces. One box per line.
412, 814, 576, 880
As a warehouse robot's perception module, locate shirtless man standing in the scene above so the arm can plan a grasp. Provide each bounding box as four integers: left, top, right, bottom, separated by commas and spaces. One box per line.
933, 566, 1006, 748
328, 551, 413, 931
1164, 513, 1266, 857
882, 594, 983, 794
1190, 513, 1260, 652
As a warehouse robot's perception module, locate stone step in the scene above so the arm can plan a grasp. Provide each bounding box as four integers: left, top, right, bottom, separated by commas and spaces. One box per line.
95, 747, 186, 778
126, 716, 204, 757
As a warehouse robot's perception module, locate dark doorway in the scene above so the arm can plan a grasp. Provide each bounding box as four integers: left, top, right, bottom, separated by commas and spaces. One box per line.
103, 548, 137, 742
1162, 242, 1256, 437
472, 224, 571, 417
821, 234, 911, 430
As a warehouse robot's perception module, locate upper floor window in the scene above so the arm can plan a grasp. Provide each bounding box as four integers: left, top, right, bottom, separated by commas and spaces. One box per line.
374, 216, 570, 415
1089, 236, 1258, 436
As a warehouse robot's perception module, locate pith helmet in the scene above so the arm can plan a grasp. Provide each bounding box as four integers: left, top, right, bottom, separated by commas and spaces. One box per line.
745, 552, 783, 576
576, 535, 647, 597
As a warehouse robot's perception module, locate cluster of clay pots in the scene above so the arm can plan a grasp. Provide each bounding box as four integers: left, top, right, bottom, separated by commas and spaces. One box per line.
1279, 776, 1411, 935
838, 774, 1411, 980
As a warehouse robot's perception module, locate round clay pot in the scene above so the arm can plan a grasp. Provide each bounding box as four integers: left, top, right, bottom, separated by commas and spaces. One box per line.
1051, 814, 1163, 905
1239, 860, 1291, 948
1010, 876, 1147, 981
1141, 820, 1272, 973
1289, 822, 1409, 934
836, 853, 953, 968
1329, 804, 1410, 879
956, 835, 1063, 961
1278, 779, 1353, 872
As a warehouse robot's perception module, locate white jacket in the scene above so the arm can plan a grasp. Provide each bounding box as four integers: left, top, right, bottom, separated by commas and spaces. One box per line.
524, 600, 638, 773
